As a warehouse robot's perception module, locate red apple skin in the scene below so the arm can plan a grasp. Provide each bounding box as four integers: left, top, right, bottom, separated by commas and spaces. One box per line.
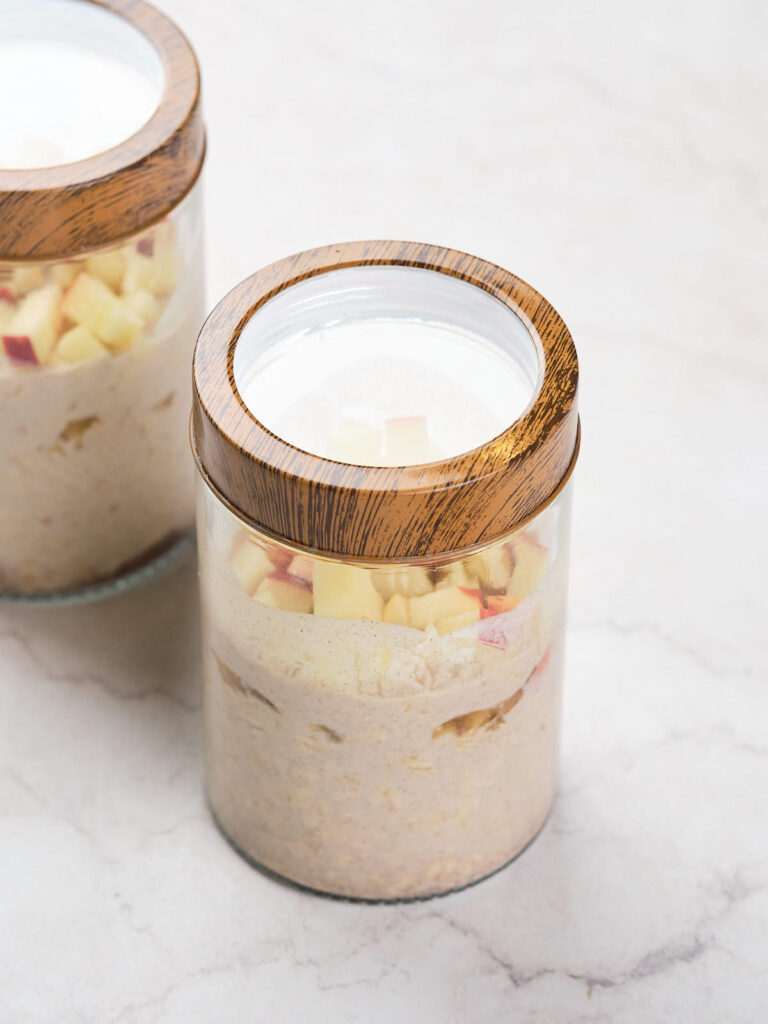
478, 625, 507, 651
264, 546, 292, 571
2, 335, 38, 365
136, 236, 155, 257
0, 288, 16, 304
481, 594, 522, 619
267, 568, 312, 592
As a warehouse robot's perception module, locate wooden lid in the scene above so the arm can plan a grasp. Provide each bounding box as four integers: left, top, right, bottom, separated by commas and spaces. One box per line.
191, 241, 580, 562
0, 0, 204, 262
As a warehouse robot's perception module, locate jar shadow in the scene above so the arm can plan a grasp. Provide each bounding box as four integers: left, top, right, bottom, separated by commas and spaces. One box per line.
0, 545, 202, 716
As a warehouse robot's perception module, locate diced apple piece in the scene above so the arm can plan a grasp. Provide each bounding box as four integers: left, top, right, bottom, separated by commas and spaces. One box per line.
122, 249, 155, 295
481, 594, 522, 619
409, 586, 482, 635
2, 283, 62, 365
507, 532, 548, 599
433, 561, 472, 590
149, 221, 177, 295
61, 273, 114, 332
2, 336, 36, 365
85, 249, 126, 291
385, 416, 442, 464
254, 571, 313, 614
0, 290, 16, 332
464, 544, 514, 590
125, 289, 161, 325
12, 265, 45, 295
383, 593, 411, 627
49, 263, 79, 288
229, 536, 273, 596
287, 556, 314, 586
62, 273, 144, 351
326, 418, 383, 463
267, 546, 293, 571
96, 296, 144, 351
372, 565, 432, 601
54, 325, 109, 365
313, 562, 383, 622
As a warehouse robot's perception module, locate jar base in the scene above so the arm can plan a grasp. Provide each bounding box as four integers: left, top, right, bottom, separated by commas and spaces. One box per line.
0, 531, 193, 607
209, 799, 554, 904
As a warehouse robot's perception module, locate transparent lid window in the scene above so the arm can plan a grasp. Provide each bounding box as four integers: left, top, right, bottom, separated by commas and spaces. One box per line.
233, 266, 542, 467
0, 0, 164, 169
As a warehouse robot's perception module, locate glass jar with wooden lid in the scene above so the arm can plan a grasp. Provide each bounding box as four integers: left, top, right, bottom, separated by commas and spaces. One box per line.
0, 0, 205, 600
192, 241, 580, 900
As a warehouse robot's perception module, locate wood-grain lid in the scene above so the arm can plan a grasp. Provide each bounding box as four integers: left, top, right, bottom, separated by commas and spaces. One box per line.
191, 241, 580, 562
0, 0, 204, 262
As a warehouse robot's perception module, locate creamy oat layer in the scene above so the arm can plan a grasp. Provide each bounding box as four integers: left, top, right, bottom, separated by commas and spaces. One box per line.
202, 533, 567, 900
0, 307, 200, 594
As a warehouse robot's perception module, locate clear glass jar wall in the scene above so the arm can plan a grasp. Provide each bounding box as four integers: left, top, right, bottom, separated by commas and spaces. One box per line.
199, 476, 572, 900
0, 181, 204, 596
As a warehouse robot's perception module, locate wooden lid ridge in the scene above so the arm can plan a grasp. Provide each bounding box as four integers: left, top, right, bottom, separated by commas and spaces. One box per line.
191, 240, 579, 561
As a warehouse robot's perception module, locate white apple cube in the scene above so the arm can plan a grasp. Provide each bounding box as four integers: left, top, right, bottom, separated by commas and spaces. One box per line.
229, 537, 273, 596
313, 562, 383, 622
434, 561, 473, 590
122, 249, 155, 295
326, 418, 383, 463
85, 249, 126, 290
61, 273, 115, 333
409, 586, 481, 635
125, 289, 161, 325
55, 325, 109, 365
149, 221, 177, 296
2, 283, 62, 365
385, 416, 442, 464
49, 262, 79, 288
507, 533, 547, 599
12, 264, 45, 295
255, 571, 313, 614
0, 290, 16, 333
372, 565, 432, 601
62, 273, 144, 351
96, 295, 145, 351
464, 544, 514, 590
383, 593, 411, 627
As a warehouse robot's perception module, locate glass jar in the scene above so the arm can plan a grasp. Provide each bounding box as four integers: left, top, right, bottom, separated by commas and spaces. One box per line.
0, 0, 205, 600
192, 242, 580, 900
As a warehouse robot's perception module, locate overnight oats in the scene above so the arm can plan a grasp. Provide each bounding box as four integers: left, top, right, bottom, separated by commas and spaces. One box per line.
191, 242, 580, 899
0, 0, 205, 598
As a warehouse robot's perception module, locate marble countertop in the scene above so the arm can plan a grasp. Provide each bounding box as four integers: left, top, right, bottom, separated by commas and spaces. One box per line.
2, 0, 766, 1020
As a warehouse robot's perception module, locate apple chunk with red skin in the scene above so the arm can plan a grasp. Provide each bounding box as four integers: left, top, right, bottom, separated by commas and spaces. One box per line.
481, 593, 521, 618
507, 532, 547, 599
254, 570, 313, 614
2, 283, 62, 365
62, 273, 145, 351
287, 556, 314, 586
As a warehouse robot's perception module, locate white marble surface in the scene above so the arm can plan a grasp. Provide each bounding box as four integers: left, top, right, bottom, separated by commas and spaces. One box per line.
2, 1, 767, 1020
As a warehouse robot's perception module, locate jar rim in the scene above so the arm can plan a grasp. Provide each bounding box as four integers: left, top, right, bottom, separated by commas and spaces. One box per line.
191, 240, 580, 561
0, 0, 204, 261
